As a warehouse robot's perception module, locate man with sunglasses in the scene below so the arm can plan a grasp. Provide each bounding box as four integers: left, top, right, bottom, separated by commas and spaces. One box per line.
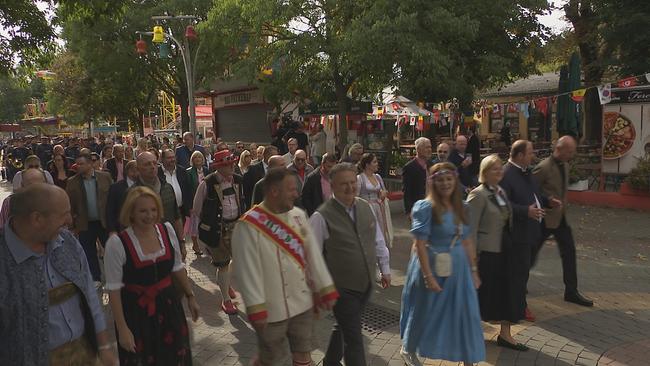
11, 155, 54, 191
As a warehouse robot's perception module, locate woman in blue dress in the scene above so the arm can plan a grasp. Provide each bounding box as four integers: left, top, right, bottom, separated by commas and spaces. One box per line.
400, 162, 485, 366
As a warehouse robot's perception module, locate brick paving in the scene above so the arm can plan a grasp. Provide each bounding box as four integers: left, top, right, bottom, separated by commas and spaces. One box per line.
2, 182, 650, 365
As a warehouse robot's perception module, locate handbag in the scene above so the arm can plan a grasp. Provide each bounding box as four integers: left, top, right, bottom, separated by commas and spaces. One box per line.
432, 224, 462, 277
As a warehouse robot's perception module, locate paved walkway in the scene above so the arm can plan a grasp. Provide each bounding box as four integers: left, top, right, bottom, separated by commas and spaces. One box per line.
3, 183, 650, 365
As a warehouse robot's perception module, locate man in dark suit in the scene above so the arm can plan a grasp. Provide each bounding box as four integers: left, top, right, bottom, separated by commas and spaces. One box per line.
302, 153, 337, 216
103, 143, 127, 182
105, 160, 139, 235
466, 127, 481, 176
175, 132, 207, 169
158, 149, 192, 219
250, 155, 288, 206
243, 145, 278, 207
533, 136, 592, 306
448, 134, 477, 189
402, 137, 433, 215
500, 140, 561, 321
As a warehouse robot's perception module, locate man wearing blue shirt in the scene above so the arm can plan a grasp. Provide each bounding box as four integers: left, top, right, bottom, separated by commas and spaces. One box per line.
0, 183, 116, 365
175, 132, 207, 169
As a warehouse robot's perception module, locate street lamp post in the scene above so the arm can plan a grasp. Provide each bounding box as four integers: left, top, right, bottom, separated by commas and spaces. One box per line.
136, 15, 198, 137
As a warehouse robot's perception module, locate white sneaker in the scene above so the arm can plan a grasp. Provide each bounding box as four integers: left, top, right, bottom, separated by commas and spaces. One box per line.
400, 347, 422, 366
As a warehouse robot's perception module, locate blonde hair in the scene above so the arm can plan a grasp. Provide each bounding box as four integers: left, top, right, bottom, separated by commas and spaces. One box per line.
119, 186, 163, 227
426, 162, 467, 225
239, 150, 251, 168
478, 154, 502, 184
190, 150, 204, 167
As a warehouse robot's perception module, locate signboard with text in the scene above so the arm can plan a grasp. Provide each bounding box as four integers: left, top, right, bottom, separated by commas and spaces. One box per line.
214, 90, 265, 108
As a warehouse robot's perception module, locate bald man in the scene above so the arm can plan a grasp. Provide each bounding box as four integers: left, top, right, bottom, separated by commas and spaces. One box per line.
0, 184, 116, 365
432, 142, 450, 164
448, 135, 476, 188
0, 168, 48, 227
288, 150, 314, 187
533, 136, 592, 307
251, 155, 289, 206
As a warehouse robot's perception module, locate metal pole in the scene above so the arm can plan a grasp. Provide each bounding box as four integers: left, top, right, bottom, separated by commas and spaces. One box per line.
183, 35, 197, 137
145, 30, 196, 136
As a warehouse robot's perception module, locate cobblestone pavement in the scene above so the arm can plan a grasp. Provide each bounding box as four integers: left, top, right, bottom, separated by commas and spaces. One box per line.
2, 182, 650, 365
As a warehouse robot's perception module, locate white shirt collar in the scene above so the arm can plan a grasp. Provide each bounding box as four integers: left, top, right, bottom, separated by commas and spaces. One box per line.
508, 159, 527, 172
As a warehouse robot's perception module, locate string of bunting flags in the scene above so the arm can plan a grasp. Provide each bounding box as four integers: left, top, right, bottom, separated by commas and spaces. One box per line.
472, 73, 650, 122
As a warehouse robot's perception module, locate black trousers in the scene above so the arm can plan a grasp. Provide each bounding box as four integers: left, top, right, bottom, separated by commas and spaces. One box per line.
532, 216, 578, 294
78, 220, 108, 282
323, 288, 369, 366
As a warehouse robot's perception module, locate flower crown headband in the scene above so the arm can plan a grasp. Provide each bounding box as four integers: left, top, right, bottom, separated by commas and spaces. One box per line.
427, 169, 459, 181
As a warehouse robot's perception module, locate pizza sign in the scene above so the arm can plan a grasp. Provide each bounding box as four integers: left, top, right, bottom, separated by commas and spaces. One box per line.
602, 112, 636, 159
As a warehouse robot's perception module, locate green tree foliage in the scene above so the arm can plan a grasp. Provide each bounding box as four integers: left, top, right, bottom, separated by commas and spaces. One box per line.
563, 0, 650, 140
0, 74, 30, 122
594, 0, 650, 77
54, 0, 225, 134
203, 0, 550, 133
0, 0, 56, 74
378, 0, 550, 106
202, 0, 396, 144
537, 31, 579, 73
46, 51, 95, 125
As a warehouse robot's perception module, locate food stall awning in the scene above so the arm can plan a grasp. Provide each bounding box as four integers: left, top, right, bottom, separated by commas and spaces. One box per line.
376, 94, 432, 119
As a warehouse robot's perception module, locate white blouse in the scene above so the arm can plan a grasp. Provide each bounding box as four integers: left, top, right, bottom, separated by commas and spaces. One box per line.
104, 222, 184, 291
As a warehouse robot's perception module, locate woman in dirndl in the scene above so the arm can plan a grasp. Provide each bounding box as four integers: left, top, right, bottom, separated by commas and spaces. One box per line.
400, 162, 485, 366
186, 150, 209, 256
356, 153, 393, 247
104, 186, 199, 365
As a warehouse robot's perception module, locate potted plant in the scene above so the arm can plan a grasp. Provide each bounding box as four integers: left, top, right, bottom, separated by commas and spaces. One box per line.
568, 161, 589, 191
389, 151, 410, 177
623, 156, 650, 196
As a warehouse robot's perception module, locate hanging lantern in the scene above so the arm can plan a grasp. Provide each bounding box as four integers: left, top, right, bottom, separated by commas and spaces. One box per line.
136, 39, 147, 55
185, 25, 198, 41
158, 43, 170, 58
152, 25, 165, 43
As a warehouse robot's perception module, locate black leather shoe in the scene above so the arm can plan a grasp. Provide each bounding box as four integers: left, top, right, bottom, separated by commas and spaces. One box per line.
564, 292, 594, 307
497, 336, 529, 351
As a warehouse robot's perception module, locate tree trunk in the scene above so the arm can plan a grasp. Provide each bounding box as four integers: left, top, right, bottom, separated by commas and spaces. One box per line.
135, 107, 145, 137
335, 82, 349, 156
566, 0, 605, 142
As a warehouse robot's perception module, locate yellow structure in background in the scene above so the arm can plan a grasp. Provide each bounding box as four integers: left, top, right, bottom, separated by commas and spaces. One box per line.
159, 91, 179, 130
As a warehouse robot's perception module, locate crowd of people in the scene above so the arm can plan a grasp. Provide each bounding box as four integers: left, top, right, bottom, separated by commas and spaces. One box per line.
0, 127, 591, 366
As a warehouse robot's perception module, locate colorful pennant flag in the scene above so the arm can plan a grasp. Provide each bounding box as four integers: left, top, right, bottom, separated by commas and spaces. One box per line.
597, 83, 612, 105
571, 88, 587, 102
618, 77, 637, 88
